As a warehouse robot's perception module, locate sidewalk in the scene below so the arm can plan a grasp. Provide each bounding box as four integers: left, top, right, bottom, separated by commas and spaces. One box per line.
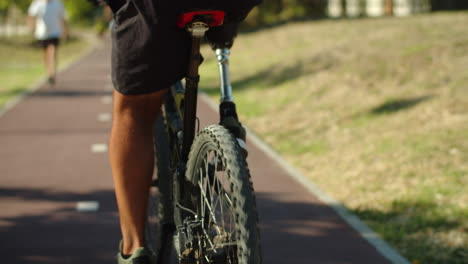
0, 41, 400, 264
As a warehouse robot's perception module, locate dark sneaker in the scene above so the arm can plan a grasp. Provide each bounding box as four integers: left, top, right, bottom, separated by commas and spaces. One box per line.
117, 241, 156, 264
48, 76, 55, 86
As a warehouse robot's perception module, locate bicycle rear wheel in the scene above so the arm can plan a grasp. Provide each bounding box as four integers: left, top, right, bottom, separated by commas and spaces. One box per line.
184, 125, 262, 264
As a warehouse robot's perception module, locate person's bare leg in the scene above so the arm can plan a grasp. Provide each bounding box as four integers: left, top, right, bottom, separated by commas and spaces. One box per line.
43, 44, 57, 83
42, 46, 49, 75
109, 89, 167, 255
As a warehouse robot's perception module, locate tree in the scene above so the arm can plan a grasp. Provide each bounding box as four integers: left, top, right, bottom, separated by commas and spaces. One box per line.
0, 0, 11, 19
249, 0, 326, 26
385, 0, 394, 15
63, 0, 96, 22
0, 0, 28, 25
1, 0, 96, 22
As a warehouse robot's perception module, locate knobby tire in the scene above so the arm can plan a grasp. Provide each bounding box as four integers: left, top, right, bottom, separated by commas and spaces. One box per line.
185, 125, 262, 264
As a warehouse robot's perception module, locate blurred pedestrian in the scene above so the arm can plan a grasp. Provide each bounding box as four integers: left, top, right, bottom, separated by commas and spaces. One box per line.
28, 0, 68, 85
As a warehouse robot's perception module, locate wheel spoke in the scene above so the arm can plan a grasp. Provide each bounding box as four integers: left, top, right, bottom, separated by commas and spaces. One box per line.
199, 167, 205, 222
198, 181, 218, 224
210, 151, 219, 210
216, 177, 225, 230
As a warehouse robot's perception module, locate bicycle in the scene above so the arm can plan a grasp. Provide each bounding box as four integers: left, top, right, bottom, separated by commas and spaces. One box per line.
145, 10, 263, 264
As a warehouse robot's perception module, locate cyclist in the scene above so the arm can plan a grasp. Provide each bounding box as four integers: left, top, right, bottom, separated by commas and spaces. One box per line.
98, 1, 261, 263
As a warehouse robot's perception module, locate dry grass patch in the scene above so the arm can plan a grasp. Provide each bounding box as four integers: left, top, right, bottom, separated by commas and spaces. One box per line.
200, 12, 468, 263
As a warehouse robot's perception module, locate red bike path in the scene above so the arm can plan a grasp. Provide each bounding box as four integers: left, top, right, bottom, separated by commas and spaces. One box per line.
0, 42, 398, 264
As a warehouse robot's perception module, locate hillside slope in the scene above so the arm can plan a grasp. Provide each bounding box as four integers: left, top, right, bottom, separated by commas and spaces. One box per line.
201, 12, 468, 264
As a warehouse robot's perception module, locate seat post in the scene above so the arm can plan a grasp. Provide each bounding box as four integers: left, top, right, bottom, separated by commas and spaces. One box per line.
187, 22, 209, 77
182, 21, 209, 162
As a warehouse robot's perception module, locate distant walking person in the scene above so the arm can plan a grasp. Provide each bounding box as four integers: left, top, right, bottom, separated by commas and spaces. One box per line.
28, 0, 68, 85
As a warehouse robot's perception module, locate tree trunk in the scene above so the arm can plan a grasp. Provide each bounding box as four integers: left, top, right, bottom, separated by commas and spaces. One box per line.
341, 0, 347, 17
384, 0, 394, 16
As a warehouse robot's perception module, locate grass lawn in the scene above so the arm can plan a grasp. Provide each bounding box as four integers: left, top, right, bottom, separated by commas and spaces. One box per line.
0, 31, 96, 108
200, 11, 468, 264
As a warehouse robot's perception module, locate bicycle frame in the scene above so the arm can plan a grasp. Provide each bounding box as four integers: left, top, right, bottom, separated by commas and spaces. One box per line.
158, 16, 237, 261
165, 19, 235, 164
181, 22, 207, 162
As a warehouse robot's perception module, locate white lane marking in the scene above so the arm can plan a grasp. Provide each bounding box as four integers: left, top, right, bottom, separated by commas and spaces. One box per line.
101, 96, 112, 104
76, 201, 100, 212
98, 112, 112, 122
198, 92, 411, 264
91, 144, 108, 153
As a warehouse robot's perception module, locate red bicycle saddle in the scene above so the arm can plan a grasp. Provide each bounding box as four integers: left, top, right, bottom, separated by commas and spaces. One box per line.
176, 10, 225, 28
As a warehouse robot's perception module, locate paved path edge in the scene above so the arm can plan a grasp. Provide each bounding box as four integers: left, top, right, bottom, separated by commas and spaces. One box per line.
0, 39, 102, 118
199, 92, 411, 264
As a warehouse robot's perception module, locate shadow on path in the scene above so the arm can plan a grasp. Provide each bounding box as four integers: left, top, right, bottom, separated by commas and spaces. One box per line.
0, 188, 120, 264
0, 187, 386, 264
5, 187, 454, 263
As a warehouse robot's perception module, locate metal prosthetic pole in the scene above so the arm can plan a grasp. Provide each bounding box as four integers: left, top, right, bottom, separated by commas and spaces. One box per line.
216, 48, 234, 103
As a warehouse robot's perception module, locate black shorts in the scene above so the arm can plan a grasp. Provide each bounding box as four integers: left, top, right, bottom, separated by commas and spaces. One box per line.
110, 0, 260, 95
111, 0, 191, 95
39, 38, 60, 49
